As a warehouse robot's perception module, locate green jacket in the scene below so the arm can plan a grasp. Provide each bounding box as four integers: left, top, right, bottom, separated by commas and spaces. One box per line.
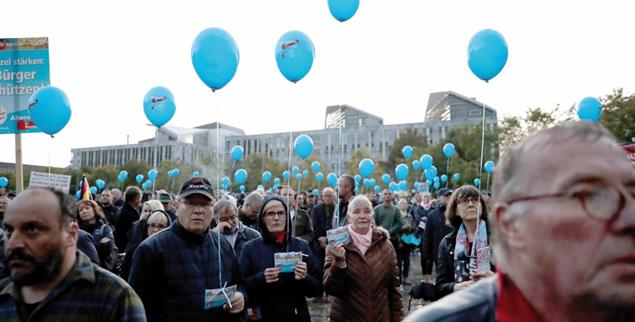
374, 204, 404, 239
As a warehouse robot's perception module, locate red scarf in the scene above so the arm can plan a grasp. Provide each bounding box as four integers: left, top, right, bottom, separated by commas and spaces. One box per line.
272, 231, 286, 244
496, 271, 544, 322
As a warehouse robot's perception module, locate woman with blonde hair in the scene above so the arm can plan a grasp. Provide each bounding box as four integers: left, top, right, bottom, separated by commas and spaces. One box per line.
324, 195, 404, 322
76, 199, 117, 271
141, 199, 164, 220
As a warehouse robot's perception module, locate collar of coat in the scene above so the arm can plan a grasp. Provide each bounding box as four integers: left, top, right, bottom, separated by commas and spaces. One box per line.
343, 226, 390, 254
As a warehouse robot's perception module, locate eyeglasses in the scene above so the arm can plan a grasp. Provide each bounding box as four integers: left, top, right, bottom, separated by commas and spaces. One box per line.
263, 210, 286, 219
507, 181, 634, 222
457, 196, 480, 205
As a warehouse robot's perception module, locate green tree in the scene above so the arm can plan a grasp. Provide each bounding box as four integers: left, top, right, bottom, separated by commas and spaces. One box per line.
601, 88, 635, 143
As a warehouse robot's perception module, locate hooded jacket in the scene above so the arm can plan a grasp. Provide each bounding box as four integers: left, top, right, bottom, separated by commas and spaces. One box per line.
239, 195, 322, 322
121, 211, 173, 281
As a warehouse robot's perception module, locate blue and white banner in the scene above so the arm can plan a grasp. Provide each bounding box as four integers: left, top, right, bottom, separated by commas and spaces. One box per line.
0, 37, 50, 134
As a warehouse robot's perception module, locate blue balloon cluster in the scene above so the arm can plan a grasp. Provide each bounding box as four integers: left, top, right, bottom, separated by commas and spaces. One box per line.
191, 27, 240, 91
275, 31, 315, 83
143, 86, 176, 128
28, 86, 72, 136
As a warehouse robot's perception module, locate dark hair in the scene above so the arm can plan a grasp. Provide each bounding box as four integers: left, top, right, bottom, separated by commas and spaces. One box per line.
340, 174, 355, 195
40, 188, 76, 227
124, 186, 142, 203
445, 185, 489, 228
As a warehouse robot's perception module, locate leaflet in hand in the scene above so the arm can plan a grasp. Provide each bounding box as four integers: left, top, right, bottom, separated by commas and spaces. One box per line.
274, 252, 302, 273
476, 246, 491, 272
204, 284, 236, 309
327, 226, 350, 247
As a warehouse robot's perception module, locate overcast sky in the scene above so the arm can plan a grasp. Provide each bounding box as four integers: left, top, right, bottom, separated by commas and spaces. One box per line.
1, 0, 633, 168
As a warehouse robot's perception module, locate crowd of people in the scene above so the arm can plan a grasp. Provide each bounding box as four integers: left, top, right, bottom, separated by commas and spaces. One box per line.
0, 122, 633, 322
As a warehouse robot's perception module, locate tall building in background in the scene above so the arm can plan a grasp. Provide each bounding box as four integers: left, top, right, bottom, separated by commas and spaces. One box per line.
70, 91, 497, 174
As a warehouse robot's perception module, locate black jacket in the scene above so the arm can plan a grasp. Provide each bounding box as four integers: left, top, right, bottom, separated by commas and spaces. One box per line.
310, 202, 335, 264
238, 195, 322, 322
114, 202, 140, 251
413, 205, 435, 239
121, 212, 174, 281
404, 276, 497, 322
79, 220, 117, 270
128, 221, 244, 322
421, 204, 453, 274
99, 203, 118, 226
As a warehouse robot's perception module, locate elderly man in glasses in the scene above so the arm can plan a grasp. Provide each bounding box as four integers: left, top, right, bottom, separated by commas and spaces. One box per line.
406, 122, 635, 322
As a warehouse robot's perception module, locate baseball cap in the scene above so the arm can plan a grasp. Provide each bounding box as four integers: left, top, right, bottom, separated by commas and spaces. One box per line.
179, 177, 214, 200
437, 188, 453, 197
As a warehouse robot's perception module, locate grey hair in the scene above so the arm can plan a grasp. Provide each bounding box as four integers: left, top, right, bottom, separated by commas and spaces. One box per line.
491, 122, 619, 265
347, 195, 373, 215
213, 199, 238, 217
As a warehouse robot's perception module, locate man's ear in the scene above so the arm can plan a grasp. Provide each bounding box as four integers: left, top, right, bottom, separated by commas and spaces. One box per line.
66, 222, 79, 247
493, 202, 525, 251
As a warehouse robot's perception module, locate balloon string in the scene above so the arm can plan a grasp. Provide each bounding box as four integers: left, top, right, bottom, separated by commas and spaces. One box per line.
216, 100, 220, 197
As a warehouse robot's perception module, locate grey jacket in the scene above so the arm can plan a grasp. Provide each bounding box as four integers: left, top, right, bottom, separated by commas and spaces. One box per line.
404, 276, 497, 322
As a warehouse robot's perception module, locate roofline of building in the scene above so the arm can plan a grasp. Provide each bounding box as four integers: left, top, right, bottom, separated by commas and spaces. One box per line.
326, 104, 384, 122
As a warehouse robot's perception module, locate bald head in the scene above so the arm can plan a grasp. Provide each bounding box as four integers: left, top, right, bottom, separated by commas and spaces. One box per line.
6, 188, 75, 229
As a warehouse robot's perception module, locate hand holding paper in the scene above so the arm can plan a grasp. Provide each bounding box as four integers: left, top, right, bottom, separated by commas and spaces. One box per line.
224, 291, 244, 314
264, 267, 281, 283
293, 261, 308, 280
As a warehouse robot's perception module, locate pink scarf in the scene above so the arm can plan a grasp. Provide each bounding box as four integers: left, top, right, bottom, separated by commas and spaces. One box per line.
347, 225, 372, 256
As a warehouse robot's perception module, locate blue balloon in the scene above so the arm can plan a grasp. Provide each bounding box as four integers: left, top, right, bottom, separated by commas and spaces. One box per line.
412, 160, 421, 170
369, 179, 376, 187
135, 174, 144, 184
395, 164, 409, 181
441, 174, 448, 183
75, 190, 81, 199
282, 171, 290, 180
191, 27, 240, 91
354, 175, 362, 184
328, 0, 360, 22
234, 169, 248, 184
327, 173, 338, 186
433, 181, 440, 190
484, 160, 495, 174
222, 176, 231, 186
420, 154, 433, 169
433, 176, 440, 183
402, 146, 414, 159
313, 189, 320, 197
0, 177, 8, 188
295, 173, 303, 181
240, 185, 245, 192
389, 182, 398, 192
363, 179, 370, 187
173, 168, 180, 177
292, 166, 300, 176
147, 169, 158, 181
577, 97, 602, 122
381, 173, 391, 185
354, 187, 359, 194
118, 170, 128, 182
294, 135, 314, 159
311, 161, 320, 172
426, 180, 433, 187
275, 31, 315, 83
414, 182, 420, 190
168, 170, 174, 177
231, 145, 244, 161
474, 178, 481, 187
358, 158, 375, 177
143, 86, 175, 127
468, 29, 508, 82
302, 169, 309, 177
443, 143, 456, 158
453, 173, 461, 182
315, 172, 324, 182
425, 166, 438, 181
193, 171, 200, 177
89, 186, 97, 195
374, 185, 381, 193
28, 86, 71, 135
222, 183, 228, 191
399, 181, 407, 191
96, 179, 105, 189
262, 171, 272, 183
274, 177, 281, 185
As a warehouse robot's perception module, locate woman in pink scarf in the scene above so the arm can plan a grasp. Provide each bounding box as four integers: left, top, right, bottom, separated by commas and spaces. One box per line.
323, 195, 404, 322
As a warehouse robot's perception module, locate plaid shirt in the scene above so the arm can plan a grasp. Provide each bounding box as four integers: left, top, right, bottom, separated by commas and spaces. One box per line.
0, 251, 146, 322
